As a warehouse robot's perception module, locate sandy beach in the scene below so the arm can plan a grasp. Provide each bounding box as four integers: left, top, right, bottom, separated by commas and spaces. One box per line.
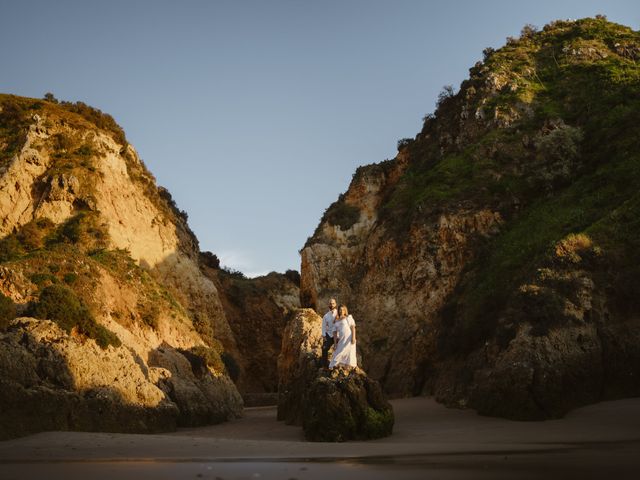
1, 396, 639, 479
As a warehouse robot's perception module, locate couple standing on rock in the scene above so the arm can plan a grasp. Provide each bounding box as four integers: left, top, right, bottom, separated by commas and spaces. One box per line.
321, 298, 357, 369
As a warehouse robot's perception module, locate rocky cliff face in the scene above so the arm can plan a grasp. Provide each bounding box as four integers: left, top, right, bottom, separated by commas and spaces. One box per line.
203, 266, 300, 395
301, 18, 640, 419
0, 96, 248, 437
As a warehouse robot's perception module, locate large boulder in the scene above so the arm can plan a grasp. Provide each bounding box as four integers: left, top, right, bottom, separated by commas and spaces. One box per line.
148, 344, 243, 426
0, 318, 241, 439
277, 308, 394, 441
277, 308, 323, 424
303, 366, 394, 442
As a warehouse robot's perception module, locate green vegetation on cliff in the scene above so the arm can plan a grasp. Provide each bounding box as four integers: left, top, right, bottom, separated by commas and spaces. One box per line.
27, 284, 121, 349
372, 17, 640, 350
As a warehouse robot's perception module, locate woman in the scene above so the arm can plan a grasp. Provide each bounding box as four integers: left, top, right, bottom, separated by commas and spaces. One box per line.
329, 304, 357, 369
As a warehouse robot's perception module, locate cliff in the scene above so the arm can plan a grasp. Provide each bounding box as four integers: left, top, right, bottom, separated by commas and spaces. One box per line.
301, 17, 640, 419
0, 95, 248, 438
202, 265, 300, 396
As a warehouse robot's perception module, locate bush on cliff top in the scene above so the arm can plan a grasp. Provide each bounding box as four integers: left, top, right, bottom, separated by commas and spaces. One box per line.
322, 196, 360, 231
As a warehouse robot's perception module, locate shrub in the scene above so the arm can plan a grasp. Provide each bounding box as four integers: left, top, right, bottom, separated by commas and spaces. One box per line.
63, 272, 78, 285
75, 144, 94, 156
191, 312, 213, 345
16, 218, 56, 251
47, 212, 108, 251
0, 97, 29, 162
139, 300, 160, 329
535, 124, 583, 164
520, 24, 539, 38
436, 85, 455, 108
43, 92, 59, 103
397, 138, 414, 151
58, 100, 127, 147
0, 235, 22, 263
323, 199, 360, 231
52, 132, 73, 151
221, 267, 246, 279
189, 344, 225, 373
27, 284, 120, 349
284, 269, 301, 285
200, 251, 220, 269
0, 293, 16, 330
534, 123, 584, 186
29, 272, 58, 286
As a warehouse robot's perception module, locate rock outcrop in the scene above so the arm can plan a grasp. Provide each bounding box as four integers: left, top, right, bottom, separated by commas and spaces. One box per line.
277, 308, 323, 425
301, 18, 640, 419
277, 308, 393, 441
0, 95, 247, 437
0, 318, 240, 439
303, 367, 394, 442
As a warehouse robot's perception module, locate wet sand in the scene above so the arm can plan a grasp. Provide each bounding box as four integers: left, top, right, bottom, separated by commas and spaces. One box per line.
1, 396, 639, 479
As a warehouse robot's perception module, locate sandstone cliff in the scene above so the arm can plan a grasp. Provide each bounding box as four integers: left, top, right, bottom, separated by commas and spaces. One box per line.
301, 18, 640, 419
203, 264, 300, 396
0, 95, 247, 438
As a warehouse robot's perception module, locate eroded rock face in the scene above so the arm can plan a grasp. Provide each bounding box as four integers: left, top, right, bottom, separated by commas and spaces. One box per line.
301, 167, 503, 395
0, 318, 169, 439
148, 345, 243, 426
205, 269, 301, 396
277, 308, 323, 425
0, 318, 243, 439
303, 367, 394, 442
0, 103, 239, 358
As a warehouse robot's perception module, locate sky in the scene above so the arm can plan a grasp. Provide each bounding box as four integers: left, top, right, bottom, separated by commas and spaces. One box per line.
1, 1, 638, 276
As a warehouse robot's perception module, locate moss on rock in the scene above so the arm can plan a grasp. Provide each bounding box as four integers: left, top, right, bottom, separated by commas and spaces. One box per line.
302, 367, 394, 442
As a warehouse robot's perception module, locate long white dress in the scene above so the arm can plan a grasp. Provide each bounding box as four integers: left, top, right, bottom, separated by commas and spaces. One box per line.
329, 315, 357, 368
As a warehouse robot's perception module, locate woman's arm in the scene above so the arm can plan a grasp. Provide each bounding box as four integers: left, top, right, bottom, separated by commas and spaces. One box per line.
351, 325, 356, 344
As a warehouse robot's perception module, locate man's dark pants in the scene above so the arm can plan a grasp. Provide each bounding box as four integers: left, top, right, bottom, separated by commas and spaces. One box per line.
321, 334, 334, 368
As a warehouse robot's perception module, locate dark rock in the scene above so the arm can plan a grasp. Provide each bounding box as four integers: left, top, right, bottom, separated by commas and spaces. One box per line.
277, 309, 324, 425
277, 309, 393, 441
302, 366, 394, 442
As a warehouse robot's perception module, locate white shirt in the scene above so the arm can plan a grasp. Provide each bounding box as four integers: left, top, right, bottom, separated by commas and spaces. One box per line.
322, 309, 337, 337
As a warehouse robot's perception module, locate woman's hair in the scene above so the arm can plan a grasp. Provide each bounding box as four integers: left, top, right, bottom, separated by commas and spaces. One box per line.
338, 304, 348, 318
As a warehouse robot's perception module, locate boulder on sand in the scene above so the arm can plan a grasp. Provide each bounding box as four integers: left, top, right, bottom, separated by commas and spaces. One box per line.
277, 308, 394, 441
303, 366, 394, 442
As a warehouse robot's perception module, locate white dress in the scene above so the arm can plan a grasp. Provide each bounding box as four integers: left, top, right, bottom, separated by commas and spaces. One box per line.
329, 315, 357, 368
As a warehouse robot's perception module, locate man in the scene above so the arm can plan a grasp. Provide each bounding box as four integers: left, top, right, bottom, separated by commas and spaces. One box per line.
320, 298, 337, 368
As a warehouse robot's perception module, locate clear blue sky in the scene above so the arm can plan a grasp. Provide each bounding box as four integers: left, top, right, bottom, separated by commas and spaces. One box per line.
1, 1, 637, 276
